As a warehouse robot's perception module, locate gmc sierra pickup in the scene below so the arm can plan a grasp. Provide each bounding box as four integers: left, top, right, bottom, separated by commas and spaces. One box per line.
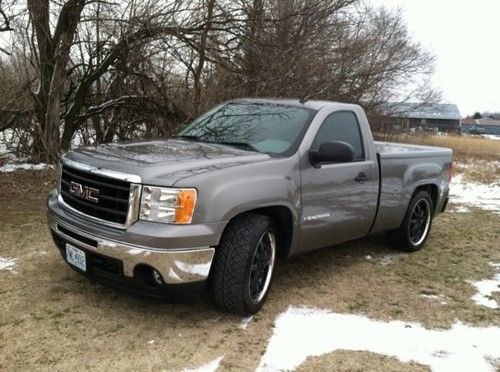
47, 99, 453, 315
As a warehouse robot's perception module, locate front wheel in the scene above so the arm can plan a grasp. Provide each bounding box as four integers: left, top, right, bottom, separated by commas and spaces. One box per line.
211, 213, 276, 315
387, 190, 433, 252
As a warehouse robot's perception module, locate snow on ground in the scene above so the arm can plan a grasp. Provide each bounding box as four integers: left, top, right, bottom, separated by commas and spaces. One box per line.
450, 174, 500, 214
258, 307, 500, 372
467, 263, 500, 309
483, 135, 500, 141
0, 163, 53, 173
420, 294, 448, 305
453, 205, 470, 213
379, 255, 393, 266
29, 250, 48, 257
239, 316, 253, 330
0, 257, 17, 273
183, 356, 224, 372
364, 255, 393, 266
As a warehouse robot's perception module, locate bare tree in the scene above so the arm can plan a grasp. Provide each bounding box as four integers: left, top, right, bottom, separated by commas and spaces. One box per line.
0, 0, 14, 33
28, 0, 86, 162
0, 0, 440, 163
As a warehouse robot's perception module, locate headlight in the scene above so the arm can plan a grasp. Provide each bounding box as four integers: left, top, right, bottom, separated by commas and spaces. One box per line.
140, 186, 197, 224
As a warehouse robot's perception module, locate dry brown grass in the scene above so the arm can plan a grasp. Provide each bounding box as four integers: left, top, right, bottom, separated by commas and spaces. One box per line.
299, 350, 430, 372
0, 170, 499, 371
376, 133, 500, 162
454, 160, 500, 184
375, 133, 500, 183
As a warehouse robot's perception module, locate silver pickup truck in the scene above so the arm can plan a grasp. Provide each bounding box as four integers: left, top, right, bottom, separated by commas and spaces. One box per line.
47, 99, 453, 315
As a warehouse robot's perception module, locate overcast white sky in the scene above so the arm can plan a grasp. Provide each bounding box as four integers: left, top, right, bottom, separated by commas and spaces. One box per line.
369, 0, 500, 117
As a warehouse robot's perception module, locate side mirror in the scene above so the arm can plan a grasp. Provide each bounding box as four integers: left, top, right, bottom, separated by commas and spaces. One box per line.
309, 141, 355, 167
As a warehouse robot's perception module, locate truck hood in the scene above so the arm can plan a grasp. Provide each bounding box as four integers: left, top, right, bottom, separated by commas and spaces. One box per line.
64, 139, 271, 186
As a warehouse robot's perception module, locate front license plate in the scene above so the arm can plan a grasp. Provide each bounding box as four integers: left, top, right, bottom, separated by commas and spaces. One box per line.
66, 243, 86, 272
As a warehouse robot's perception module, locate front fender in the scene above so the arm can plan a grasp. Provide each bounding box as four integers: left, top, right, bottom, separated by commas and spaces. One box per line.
173, 155, 301, 235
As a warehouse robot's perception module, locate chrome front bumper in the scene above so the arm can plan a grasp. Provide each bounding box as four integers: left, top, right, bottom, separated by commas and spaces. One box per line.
49, 217, 215, 285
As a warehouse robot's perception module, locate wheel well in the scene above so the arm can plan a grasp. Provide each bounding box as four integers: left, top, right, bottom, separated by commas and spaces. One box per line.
414, 184, 438, 213
226, 206, 294, 260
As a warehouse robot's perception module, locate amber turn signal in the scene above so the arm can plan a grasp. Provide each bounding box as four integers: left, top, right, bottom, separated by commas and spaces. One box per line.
175, 189, 197, 224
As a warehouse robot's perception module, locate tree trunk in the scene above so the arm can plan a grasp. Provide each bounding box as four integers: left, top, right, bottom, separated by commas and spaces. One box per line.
243, 0, 264, 96
193, 0, 215, 114
27, 0, 85, 163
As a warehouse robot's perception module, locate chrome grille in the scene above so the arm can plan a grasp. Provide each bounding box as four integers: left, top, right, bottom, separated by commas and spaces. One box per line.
60, 165, 131, 225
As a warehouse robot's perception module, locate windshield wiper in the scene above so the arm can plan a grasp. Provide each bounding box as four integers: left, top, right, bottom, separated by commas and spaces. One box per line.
174, 134, 201, 141
214, 141, 261, 153
176, 136, 261, 153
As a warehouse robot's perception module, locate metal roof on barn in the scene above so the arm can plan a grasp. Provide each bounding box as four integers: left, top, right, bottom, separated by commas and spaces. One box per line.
386, 102, 462, 121
476, 118, 500, 126
461, 117, 476, 125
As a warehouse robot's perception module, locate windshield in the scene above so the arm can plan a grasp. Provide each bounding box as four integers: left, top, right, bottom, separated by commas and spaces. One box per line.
177, 102, 316, 155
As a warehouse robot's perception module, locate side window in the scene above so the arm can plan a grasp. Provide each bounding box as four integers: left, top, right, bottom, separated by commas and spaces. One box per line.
311, 111, 365, 161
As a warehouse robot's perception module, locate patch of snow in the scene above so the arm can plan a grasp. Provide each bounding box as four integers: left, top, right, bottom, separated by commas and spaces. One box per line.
467, 263, 500, 309
458, 160, 500, 169
0, 257, 17, 273
454, 162, 472, 171
420, 294, 448, 305
450, 174, 500, 214
147, 340, 155, 344
380, 256, 393, 266
0, 163, 53, 173
482, 135, 500, 141
453, 205, 470, 213
364, 255, 373, 261
30, 250, 48, 256
183, 356, 223, 372
257, 306, 500, 372
239, 316, 253, 330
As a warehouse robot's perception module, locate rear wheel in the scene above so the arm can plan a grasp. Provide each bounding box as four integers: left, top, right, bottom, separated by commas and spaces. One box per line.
387, 190, 433, 252
211, 213, 276, 315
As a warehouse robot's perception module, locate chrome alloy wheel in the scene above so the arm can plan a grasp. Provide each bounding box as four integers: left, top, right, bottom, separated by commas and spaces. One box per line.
408, 198, 431, 246
249, 230, 276, 303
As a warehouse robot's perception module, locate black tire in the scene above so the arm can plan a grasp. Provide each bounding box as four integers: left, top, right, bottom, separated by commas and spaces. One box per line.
211, 213, 276, 316
387, 190, 434, 252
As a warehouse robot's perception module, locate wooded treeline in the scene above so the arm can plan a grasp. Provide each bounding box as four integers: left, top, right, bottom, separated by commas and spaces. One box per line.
0, 0, 438, 163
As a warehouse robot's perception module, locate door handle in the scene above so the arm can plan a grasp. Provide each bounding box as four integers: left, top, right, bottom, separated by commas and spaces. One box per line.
355, 172, 369, 183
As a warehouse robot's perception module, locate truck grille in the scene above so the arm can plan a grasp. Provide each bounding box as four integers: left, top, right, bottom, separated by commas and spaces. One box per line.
60, 165, 130, 225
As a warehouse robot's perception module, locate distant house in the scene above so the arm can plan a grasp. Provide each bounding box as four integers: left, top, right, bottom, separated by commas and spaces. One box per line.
385, 102, 462, 133
461, 118, 500, 135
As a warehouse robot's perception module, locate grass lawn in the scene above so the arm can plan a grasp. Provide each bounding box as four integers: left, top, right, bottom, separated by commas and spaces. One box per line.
0, 154, 499, 371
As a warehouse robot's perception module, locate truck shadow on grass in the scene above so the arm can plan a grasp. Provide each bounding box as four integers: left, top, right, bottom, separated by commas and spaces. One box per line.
51, 231, 398, 319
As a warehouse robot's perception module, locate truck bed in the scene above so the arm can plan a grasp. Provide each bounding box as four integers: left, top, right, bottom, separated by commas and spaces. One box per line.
375, 141, 452, 159
370, 141, 453, 235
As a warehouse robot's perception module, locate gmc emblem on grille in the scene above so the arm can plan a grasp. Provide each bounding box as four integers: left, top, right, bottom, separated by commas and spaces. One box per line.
69, 181, 100, 203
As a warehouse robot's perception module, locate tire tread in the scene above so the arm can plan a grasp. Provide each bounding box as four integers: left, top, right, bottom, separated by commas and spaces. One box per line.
212, 213, 272, 315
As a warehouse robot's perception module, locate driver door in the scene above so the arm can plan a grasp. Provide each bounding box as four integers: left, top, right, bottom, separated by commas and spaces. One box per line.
299, 111, 378, 252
